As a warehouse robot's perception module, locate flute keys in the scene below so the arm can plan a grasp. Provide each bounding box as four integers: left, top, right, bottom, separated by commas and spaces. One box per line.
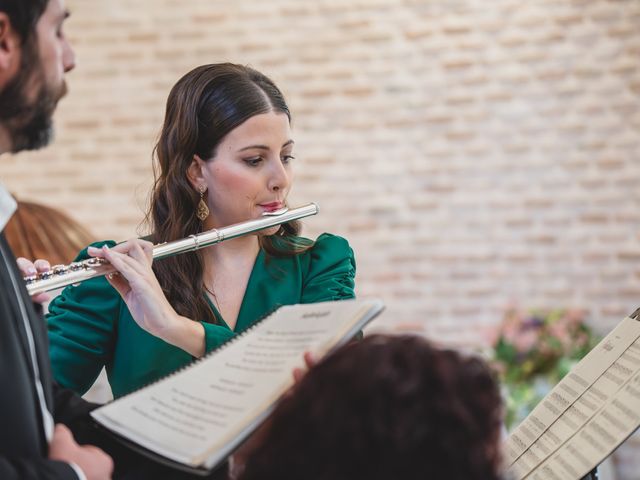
84, 257, 106, 267
24, 266, 67, 284
52, 264, 69, 275
39, 270, 54, 280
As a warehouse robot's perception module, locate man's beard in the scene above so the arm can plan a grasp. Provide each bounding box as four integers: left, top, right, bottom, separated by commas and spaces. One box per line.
0, 39, 67, 153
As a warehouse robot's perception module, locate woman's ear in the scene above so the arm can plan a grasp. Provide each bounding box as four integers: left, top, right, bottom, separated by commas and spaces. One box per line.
186, 154, 206, 190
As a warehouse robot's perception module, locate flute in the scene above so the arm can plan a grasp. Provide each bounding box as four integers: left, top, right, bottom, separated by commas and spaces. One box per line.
25, 203, 319, 296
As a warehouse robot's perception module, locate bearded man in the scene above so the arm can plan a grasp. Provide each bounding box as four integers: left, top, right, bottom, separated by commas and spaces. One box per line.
0, 1, 113, 478
0, 3, 232, 479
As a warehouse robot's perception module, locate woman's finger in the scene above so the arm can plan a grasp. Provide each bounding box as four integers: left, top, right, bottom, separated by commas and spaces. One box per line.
16, 258, 51, 303
32, 293, 50, 304
34, 259, 51, 272
303, 351, 317, 369
104, 271, 130, 298
101, 245, 152, 280
122, 239, 153, 266
16, 257, 39, 277
101, 247, 141, 280
91, 241, 154, 277
107, 238, 154, 258
87, 246, 105, 258
292, 367, 305, 383
17, 257, 51, 274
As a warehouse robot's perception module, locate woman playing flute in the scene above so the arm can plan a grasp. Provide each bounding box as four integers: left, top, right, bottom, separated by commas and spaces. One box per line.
44, 63, 356, 398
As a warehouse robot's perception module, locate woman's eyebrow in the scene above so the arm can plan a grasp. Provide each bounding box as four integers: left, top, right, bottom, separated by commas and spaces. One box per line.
238, 139, 294, 152
238, 144, 270, 152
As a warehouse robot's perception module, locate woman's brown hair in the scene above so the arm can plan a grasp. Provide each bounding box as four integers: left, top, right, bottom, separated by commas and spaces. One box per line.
147, 63, 309, 325
5, 199, 95, 265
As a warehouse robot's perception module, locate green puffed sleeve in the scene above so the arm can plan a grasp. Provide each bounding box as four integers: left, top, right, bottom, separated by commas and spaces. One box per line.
301, 233, 356, 303
46, 240, 119, 395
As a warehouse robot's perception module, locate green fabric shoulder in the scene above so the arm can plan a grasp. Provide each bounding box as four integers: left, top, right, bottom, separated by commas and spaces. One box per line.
299, 233, 356, 303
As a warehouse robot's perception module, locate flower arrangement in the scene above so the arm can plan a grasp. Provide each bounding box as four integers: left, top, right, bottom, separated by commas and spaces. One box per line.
492, 308, 599, 430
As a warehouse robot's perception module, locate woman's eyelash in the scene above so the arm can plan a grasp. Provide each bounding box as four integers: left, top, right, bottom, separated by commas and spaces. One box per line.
244, 155, 295, 166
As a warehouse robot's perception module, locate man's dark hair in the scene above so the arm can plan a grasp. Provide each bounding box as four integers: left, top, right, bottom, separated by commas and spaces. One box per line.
0, 0, 49, 45
239, 335, 504, 480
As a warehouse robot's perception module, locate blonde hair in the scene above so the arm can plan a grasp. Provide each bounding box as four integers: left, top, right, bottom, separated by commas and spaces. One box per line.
4, 199, 95, 264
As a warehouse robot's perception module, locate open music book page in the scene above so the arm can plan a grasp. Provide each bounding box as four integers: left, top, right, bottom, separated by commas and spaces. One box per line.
504, 307, 640, 480
91, 299, 384, 475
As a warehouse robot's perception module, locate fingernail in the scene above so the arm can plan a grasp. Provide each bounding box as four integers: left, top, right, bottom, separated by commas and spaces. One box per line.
27, 267, 37, 275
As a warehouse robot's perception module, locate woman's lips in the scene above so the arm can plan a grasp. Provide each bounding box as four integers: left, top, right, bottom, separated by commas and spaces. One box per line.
260, 202, 283, 212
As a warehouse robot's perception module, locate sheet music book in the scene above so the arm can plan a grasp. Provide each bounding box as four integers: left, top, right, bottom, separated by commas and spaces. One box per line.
91, 298, 384, 475
504, 307, 640, 480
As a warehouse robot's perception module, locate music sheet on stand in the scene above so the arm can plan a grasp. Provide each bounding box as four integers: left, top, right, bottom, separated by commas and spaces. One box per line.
505, 314, 640, 480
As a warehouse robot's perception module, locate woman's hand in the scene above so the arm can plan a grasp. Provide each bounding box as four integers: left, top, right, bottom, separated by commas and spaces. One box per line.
16, 257, 51, 304
292, 351, 317, 383
88, 240, 205, 357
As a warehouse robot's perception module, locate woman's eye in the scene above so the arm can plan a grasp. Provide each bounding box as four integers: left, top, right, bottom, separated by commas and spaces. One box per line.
244, 157, 263, 167
282, 155, 295, 164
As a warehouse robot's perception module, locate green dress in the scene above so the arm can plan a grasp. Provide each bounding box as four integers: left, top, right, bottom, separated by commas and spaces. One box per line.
47, 233, 355, 398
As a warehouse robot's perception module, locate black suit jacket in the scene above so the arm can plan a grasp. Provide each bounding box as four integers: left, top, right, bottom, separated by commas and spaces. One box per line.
0, 233, 84, 479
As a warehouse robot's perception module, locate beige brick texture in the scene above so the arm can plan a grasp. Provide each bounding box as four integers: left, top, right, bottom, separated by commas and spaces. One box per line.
2, 0, 639, 339
1, 0, 640, 476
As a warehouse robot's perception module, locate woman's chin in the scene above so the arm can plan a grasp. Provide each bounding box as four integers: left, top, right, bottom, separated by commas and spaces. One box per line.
256, 226, 280, 237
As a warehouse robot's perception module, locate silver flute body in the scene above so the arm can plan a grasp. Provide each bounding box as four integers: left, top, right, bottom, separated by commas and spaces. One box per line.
25, 203, 319, 296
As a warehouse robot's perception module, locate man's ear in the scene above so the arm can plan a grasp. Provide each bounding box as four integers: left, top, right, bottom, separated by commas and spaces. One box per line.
0, 13, 20, 74
186, 154, 207, 190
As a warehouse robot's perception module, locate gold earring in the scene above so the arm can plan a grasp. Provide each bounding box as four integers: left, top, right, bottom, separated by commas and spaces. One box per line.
196, 186, 209, 221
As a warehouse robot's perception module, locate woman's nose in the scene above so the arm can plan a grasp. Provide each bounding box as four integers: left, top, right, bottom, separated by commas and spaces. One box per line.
268, 160, 290, 192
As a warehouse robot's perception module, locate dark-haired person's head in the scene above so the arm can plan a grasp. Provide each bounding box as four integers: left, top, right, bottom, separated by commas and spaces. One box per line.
149, 63, 304, 325
0, 0, 75, 154
238, 335, 504, 480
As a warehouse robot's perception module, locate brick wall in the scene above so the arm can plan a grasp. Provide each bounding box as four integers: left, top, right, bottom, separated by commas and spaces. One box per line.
1, 0, 639, 337
1, 0, 639, 477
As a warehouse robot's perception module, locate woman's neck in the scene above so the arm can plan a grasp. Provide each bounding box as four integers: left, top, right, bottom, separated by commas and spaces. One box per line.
202, 234, 260, 272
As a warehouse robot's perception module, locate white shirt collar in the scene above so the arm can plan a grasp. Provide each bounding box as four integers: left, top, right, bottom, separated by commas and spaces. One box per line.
0, 182, 17, 231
